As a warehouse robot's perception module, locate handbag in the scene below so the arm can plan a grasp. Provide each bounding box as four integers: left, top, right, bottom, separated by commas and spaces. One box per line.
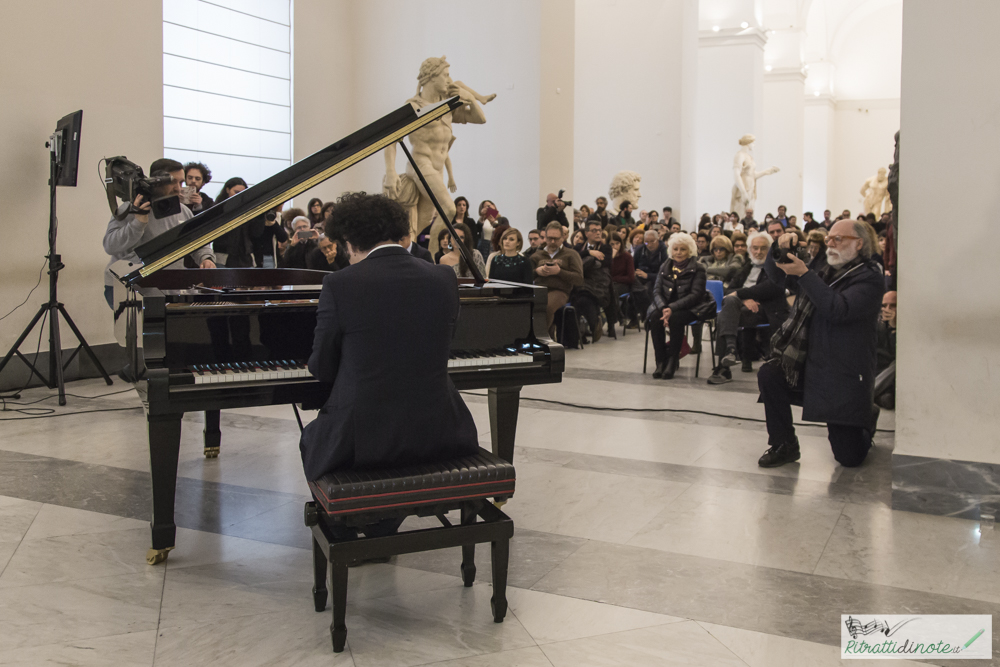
690, 290, 717, 322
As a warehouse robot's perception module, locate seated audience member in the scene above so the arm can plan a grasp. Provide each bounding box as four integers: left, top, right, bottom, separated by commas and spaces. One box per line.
708, 232, 791, 384
306, 234, 343, 272
630, 230, 668, 326
775, 205, 789, 227
873, 230, 886, 267
802, 211, 819, 232
213, 178, 256, 267
701, 236, 741, 286
589, 196, 612, 226
524, 229, 543, 258
183, 162, 214, 212
281, 207, 306, 232
573, 219, 615, 341
434, 229, 451, 264
402, 232, 433, 263
821, 210, 834, 230
280, 216, 320, 268
610, 234, 635, 317
648, 233, 707, 379
251, 204, 289, 268
696, 232, 712, 258
531, 221, 584, 337
740, 207, 757, 231
875, 290, 897, 409
806, 230, 827, 264
731, 232, 748, 265
571, 229, 586, 247
103, 158, 216, 308
669, 220, 682, 235
300, 191, 478, 484
766, 220, 784, 243
787, 215, 799, 230
755, 221, 884, 469
307, 198, 324, 227
486, 228, 533, 283
439, 222, 486, 279
612, 201, 635, 227
763, 213, 775, 225
490, 219, 510, 254
647, 210, 660, 227
629, 228, 646, 255
321, 202, 336, 227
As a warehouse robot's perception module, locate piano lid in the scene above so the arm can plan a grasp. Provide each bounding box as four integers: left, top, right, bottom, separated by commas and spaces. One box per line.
121, 96, 463, 286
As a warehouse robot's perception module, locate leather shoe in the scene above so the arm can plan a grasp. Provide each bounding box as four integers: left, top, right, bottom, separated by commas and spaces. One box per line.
662, 356, 679, 379
758, 438, 801, 468
652, 362, 666, 379
707, 366, 732, 385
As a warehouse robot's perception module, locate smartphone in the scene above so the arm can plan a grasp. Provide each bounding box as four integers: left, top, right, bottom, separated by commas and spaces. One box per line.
296, 229, 314, 240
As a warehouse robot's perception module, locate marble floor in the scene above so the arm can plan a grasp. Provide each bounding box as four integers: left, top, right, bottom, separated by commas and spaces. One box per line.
0, 332, 995, 666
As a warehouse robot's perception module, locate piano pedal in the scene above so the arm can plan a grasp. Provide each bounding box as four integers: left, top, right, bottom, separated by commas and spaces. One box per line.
203, 446, 220, 459
146, 546, 174, 565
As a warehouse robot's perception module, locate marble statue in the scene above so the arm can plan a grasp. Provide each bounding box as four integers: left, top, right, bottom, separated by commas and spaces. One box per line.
730, 134, 779, 219
860, 167, 892, 217
383, 56, 495, 254
608, 170, 642, 215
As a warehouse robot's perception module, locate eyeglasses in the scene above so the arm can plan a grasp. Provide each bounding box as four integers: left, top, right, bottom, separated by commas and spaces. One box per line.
825, 235, 860, 246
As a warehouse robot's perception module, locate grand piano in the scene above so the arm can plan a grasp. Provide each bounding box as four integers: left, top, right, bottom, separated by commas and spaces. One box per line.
111, 98, 564, 564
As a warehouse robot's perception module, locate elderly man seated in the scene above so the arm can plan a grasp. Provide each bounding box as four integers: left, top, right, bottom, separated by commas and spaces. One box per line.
708, 232, 790, 384
628, 229, 668, 327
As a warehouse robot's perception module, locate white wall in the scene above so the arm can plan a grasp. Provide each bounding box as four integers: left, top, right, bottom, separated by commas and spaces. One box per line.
896, 0, 1000, 464
758, 71, 804, 217
830, 99, 898, 215
831, 2, 903, 101
574, 0, 697, 223
802, 98, 834, 215
0, 0, 162, 355
540, 0, 575, 207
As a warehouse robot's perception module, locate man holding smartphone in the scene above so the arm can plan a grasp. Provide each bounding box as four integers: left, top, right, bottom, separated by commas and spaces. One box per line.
279, 216, 320, 268
530, 221, 584, 338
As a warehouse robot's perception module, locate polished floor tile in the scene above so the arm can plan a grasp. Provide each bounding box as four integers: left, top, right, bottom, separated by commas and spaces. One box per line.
628, 484, 845, 572
502, 461, 689, 543
165, 526, 305, 570
539, 619, 747, 666
419, 646, 552, 667
0, 630, 156, 667
813, 502, 1000, 603
19, 502, 147, 542
0, 496, 40, 544
506, 586, 683, 644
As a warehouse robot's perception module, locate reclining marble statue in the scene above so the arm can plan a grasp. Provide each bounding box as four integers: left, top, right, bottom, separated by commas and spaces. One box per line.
730, 134, 779, 219
383, 56, 495, 255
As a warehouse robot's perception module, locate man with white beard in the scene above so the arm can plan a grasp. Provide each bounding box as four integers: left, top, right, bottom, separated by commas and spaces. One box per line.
755, 219, 884, 468
707, 232, 791, 384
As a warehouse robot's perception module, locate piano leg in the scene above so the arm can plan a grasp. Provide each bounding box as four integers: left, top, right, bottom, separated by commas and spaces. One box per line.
203, 410, 221, 458
488, 386, 522, 464
147, 413, 182, 565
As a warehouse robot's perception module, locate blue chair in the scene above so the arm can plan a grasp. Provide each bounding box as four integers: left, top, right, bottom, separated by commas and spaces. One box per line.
704, 280, 725, 368
642, 282, 721, 378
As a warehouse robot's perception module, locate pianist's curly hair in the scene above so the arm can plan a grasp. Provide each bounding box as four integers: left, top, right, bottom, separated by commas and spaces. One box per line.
327, 191, 410, 252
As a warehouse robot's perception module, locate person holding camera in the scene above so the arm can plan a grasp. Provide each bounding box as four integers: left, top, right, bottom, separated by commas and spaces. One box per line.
279, 217, 321, 269
250, 204, 289, 268
103, 158, 216, 308
536, 192, 569, 230
755, 219, 884, 469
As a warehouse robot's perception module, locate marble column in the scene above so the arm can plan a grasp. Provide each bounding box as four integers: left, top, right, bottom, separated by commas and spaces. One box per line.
892, 0, 1000, 520
540, 0, 575, 207
695, 27, 766, 217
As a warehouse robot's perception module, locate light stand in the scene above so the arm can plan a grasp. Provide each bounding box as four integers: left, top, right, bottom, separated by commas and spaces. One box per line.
0, 137, 112, 405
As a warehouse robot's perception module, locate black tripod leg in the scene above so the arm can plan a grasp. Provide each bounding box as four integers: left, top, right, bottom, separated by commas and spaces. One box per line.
58, 304, 112, 385
488, 386, 521, 464
0, 304, 47, 378
48, 305, 66, 404
203, 410, 221, 458
147, 413, 182, 565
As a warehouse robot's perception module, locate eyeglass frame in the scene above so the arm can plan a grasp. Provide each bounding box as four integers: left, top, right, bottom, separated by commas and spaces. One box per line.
825, 234, 860, 247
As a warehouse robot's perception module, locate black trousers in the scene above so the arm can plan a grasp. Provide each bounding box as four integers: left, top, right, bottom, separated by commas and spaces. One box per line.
757, 361, 871, 467
648, 308, 695, 364
572, 292, 601, 336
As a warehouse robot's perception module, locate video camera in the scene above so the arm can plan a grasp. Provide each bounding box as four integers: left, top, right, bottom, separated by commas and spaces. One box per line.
557, 188, 572, 207
102, 156, 179, 221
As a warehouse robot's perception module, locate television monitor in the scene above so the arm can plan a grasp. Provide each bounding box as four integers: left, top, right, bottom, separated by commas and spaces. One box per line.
53, 110, 82, 187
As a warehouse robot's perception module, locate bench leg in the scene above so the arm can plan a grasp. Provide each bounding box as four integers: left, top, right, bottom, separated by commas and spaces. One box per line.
490, 537, 510, 623
460, 504, 477, 587
312, 535, 328, 612
330, 562, 348, 653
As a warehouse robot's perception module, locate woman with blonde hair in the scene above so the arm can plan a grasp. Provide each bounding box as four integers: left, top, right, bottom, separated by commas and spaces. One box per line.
700, 235, 741, 287
649, 233, 707, 379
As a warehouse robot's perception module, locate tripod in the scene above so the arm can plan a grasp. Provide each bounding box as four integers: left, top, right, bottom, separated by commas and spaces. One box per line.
0, 147, 112, 405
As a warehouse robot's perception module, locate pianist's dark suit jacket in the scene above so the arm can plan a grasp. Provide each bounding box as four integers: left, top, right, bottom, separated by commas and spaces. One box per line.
300, 245, 479, 481
408, 242, 433, 263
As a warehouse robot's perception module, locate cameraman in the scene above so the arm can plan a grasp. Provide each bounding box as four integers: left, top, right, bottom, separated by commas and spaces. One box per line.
279, 216, 320, 268
103, 158, 216, 308
756, 219, 884, 469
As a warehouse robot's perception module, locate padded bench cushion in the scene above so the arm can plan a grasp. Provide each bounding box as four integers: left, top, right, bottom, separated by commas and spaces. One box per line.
309, 448, 515, 516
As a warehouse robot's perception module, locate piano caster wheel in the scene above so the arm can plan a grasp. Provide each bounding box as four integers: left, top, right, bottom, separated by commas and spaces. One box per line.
203, 447, 220, 459
146, 546, 174, 565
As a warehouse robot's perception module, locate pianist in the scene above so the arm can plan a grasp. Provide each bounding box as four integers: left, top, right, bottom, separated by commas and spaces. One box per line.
299, 192, 479, 487
103, 158, 216, 308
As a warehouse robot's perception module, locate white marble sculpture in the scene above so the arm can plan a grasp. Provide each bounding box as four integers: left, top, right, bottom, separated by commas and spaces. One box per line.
383, 56, 495, 254
730, 134, 779, 219
860, 167, 892, 217
608, 171, 642, 215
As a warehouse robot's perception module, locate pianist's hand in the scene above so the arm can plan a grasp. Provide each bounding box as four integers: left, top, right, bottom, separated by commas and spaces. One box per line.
200, 259, 217, 269
132, 195, 152, 224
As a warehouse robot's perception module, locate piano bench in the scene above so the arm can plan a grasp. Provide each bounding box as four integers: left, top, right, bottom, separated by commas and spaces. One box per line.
304, 448, 516, 653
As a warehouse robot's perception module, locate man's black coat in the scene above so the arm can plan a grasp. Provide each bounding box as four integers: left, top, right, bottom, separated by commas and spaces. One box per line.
299, 246, 479, 481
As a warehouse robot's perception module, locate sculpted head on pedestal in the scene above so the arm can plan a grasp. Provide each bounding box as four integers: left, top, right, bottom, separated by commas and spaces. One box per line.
609, 171, 642, 212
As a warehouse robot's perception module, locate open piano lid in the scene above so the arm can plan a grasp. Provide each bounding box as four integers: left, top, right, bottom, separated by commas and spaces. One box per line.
120, 96, 463, 287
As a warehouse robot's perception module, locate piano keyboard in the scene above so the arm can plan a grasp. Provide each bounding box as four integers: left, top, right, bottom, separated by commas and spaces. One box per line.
190, 361, 311, 384
448, 348, 534, 369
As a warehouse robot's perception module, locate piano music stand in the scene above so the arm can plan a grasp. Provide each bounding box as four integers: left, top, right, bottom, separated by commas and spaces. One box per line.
0, 136, 112, 405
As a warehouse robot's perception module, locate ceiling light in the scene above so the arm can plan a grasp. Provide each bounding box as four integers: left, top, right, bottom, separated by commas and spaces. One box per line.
740, 21, 749, 29
765, 65, 773, 72
813, 90, 821, 97
712, 25, 720, 32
